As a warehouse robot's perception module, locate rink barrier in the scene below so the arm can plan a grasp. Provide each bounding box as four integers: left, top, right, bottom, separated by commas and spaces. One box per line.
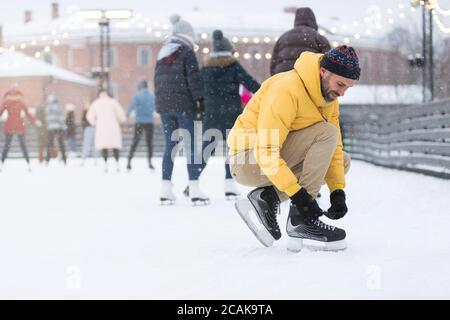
340, 100, 450, 179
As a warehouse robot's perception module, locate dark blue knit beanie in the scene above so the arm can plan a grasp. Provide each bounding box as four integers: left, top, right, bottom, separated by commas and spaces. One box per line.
320, 45, 361, 80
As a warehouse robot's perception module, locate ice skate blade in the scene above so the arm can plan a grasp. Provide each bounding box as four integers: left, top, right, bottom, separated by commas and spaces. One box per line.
192, 198, 210, 206
287, 237, 346, 252
160, 198, 175, 206
235, 199, 275, 247
225, 193, 240, 201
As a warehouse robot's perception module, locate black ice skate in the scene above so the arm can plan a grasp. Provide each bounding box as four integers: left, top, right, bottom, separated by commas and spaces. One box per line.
286, 204, 346, 252
235, 186, 281, 247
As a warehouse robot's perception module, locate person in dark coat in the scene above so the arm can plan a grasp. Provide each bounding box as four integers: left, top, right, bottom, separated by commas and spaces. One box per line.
154, 14, 208, 204
270, 7, 331, 76
65, 104, 77, 156
200, 29, 260, 198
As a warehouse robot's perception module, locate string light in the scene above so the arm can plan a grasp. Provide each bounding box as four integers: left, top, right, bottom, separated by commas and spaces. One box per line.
233, 52, 239, 58
432, 0, 450, 16
202, 48, 209, 54
4, 2, 439, 63
433, 12, 450, 33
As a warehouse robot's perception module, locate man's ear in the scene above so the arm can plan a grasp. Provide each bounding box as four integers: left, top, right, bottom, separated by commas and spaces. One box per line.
319, 67, 327, 77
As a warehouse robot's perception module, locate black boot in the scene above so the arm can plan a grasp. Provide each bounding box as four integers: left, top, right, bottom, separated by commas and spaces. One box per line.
287, 188, 346, 251
247, 186, 281, 240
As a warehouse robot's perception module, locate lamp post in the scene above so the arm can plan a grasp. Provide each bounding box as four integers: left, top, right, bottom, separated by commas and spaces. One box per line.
78, 9, 133, 91
411, 0, 434, 102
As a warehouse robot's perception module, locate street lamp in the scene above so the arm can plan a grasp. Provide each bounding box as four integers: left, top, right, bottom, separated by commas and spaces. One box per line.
410, 0, 434, 102
78, 9, 133, 91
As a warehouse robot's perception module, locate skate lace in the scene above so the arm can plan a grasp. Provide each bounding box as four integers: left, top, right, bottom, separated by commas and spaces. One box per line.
268, 202, 280, 229
313, 219, 335, 231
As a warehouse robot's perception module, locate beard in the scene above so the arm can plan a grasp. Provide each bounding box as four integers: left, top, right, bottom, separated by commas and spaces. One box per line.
320, 77, 339, 103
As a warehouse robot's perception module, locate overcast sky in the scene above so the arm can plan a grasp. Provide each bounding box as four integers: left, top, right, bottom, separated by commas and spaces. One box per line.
0, 0, 449, 38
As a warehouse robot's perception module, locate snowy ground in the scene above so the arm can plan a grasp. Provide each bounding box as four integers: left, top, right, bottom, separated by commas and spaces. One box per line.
0, 157, 450, 299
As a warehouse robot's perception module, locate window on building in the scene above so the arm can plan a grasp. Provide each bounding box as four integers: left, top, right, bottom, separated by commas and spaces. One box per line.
138, 47, 152, 66
43, 53, 58, 65
108, 82, 118, 99
361, 55, 370, 73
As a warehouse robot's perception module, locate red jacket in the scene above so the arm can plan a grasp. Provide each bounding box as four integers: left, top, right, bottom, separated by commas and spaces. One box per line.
0, 89, 35, 134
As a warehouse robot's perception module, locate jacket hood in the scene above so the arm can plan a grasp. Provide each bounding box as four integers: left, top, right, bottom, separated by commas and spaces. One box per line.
203, 55, 237, 68
294, 51, 331, 107
157, 42, 182, 61
157, 35, 194, 61
294, 7, 318, 30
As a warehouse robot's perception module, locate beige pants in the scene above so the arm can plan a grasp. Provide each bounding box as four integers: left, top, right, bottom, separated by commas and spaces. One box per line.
230, 122, 350, 201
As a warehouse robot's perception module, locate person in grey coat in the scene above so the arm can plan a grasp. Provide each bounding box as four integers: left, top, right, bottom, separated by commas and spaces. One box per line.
45, 95, 67, 164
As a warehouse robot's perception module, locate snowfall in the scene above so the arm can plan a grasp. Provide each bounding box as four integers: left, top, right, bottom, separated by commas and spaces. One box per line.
1, 156, 450, 300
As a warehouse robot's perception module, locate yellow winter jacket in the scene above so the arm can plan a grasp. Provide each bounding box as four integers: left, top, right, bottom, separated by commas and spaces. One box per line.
227, 51, 345, 196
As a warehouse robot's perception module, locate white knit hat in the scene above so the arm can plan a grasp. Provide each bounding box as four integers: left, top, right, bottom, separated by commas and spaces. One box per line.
170, 14, 195, 40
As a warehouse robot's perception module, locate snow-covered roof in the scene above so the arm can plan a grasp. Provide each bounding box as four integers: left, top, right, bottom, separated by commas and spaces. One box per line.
339, 85, 425, 105
0, 51, 96, 86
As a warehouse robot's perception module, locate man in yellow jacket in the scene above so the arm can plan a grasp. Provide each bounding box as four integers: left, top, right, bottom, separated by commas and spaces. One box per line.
228, 46, 360, 251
